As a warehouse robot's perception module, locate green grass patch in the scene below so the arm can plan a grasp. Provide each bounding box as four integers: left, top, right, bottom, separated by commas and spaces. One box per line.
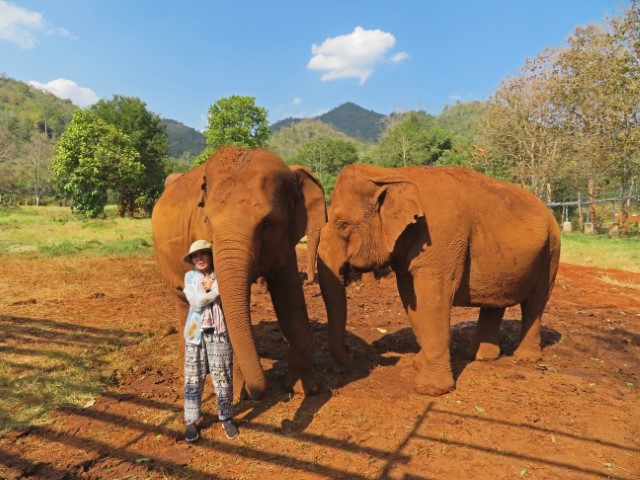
0, 314, 146, 432
560, 233, 640, 273
0, 205, 153, 258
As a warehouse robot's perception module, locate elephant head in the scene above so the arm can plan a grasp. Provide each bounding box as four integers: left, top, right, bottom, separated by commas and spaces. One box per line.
152, 147, 326, 399
317, 164, 424, 365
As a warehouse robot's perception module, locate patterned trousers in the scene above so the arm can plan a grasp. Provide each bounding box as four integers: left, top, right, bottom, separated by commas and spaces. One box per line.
184, 330, 234, 424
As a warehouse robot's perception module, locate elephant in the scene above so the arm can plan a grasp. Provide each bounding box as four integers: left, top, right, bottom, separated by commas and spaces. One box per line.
317, 164, 561, 396
152, 146, 327, 400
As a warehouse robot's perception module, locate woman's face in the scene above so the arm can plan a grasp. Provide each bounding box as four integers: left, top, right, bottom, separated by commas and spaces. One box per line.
191, 251, 212, 274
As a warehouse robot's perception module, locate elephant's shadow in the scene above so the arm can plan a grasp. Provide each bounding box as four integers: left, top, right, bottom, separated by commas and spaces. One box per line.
232, 318, 401, 433
371, 319, 562, 378
232, 318, 560, 433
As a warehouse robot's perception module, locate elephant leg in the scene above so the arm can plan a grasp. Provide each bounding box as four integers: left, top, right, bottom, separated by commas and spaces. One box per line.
267, 253, 320, 396
396, 272, 454, 396
465, 307, 504, 361
513, 297, 544, 362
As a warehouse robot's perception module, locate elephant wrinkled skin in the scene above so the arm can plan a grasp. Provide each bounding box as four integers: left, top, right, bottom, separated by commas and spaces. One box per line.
152, 147, 326, 400
318, 164, 561, 396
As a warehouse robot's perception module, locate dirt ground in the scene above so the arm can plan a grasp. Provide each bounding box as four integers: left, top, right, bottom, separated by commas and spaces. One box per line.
1, 246, 639, 480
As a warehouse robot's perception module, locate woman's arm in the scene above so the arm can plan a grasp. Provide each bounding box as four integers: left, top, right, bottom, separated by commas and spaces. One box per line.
183, 271, 220, 310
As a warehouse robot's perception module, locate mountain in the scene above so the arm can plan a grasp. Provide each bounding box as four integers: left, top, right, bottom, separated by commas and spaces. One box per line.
0, 75, 77, 140
162, 118, 205, 160
271, 102, 386, 142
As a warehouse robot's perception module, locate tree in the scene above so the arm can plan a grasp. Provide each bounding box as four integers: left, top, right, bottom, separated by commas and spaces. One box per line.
554, 7, 640, 232
196, 95, 271, 165
478, 50, 570, 202
91, 95, 168, 215
435, 100, 486, 144
24, 132, 54, 206
269, 119, 361, 162
51, 110, 142, 217
375, 111, 455, 167
295, 137, 359, 198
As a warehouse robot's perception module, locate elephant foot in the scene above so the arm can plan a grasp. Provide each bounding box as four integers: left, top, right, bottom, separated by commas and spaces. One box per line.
413, 369, 454, 396
285, 371, 321, 396
474, 343, 501, 361
330, 345, 354, 365
413, 379, 455, 397
513, 346, 542, 362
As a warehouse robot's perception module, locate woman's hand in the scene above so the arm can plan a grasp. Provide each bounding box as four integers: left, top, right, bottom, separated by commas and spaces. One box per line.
202, 277, 214, 292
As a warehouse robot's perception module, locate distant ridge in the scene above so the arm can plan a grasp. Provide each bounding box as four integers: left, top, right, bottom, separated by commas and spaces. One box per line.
162, 118, 205, 159
271, 102, 385, 142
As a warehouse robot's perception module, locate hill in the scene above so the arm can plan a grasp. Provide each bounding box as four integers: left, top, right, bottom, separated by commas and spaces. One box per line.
0, 75, 77, 141
268, 118, 365, 162
162, 118, 205, 160
271, 102, 385, 142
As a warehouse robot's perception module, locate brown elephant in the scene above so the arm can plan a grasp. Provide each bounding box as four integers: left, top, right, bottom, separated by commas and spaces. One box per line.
152, 147, 326, 400
317, 164, 560, 396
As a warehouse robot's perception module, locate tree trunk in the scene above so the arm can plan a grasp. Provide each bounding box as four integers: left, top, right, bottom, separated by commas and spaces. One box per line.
588, 177, 597, 230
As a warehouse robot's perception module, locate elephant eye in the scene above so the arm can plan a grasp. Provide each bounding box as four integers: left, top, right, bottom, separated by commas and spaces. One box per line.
336, 220, 352, 237
261, 219, 271, 230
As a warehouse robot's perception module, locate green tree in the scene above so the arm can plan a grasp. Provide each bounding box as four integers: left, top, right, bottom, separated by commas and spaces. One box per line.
269, 118, 363, 162
90, 95, 168, 215
296, 137, 359, 198
435, 100, 486, 145
375, 111, 454, 167
51, 110, 142, 217
196, 95, 271, 165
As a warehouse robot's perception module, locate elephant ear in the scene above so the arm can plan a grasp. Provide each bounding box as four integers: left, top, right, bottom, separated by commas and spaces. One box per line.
371, 176, 425, 254
289, 165, 327, 244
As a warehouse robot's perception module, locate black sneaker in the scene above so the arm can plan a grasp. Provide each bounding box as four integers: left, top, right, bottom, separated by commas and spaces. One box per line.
185, 423, 199, 442
221, 420, 239, 439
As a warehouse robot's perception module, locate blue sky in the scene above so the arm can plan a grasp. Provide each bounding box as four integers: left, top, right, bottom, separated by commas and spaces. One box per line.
0, 0, 629, 131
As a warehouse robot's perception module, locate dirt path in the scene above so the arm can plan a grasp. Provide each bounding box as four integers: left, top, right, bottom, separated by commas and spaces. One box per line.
1, 252, 639, 479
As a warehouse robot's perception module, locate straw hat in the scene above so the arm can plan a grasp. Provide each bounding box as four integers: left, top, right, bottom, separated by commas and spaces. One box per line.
182, 239, 213, 264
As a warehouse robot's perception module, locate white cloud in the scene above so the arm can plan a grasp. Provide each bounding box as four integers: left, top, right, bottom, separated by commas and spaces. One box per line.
292, 97, 302, 105
307, 26, 397, 85
0, 1, 74, 48
391, 52, 409, 64
28, 78, 99, 108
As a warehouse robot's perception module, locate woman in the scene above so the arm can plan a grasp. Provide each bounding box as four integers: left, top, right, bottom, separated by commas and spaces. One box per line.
182, 239, 238, 441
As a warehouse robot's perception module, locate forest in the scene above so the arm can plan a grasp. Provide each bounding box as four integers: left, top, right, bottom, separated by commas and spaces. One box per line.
0, 3, 638, 231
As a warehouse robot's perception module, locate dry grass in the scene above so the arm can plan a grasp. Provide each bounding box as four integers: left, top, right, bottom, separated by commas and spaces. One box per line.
560, 233, 640, 273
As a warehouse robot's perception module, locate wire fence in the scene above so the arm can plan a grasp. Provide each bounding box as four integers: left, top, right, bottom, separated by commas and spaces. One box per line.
546, 193, 640, 225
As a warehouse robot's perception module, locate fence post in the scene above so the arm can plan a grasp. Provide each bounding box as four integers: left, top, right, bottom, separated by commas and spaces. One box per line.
562, 205, 572, 233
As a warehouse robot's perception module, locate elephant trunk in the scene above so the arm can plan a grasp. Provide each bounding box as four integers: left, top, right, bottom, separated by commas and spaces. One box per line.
213, 233, 266, 400
317, 237, 352, 365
